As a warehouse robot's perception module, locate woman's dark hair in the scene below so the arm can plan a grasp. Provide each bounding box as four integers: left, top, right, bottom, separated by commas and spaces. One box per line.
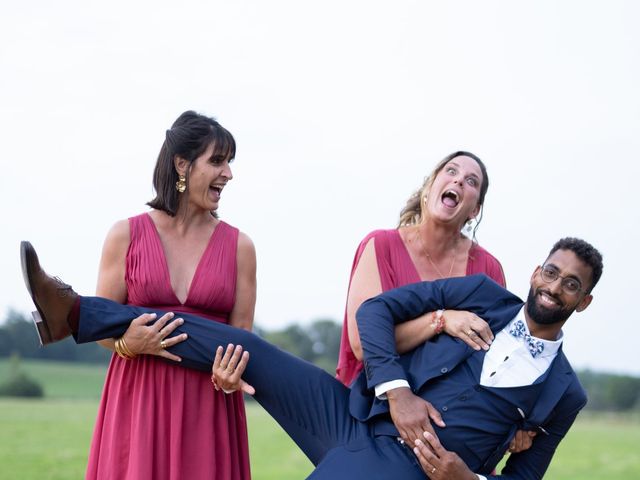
147, 110, 236, 216
398, 151, 489, 230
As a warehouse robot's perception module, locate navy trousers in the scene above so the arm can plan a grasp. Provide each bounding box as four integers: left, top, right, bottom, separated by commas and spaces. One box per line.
77, 297, 425, 479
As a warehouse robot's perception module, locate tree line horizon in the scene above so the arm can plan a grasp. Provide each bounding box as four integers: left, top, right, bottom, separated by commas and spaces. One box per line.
1, 308, 638, 412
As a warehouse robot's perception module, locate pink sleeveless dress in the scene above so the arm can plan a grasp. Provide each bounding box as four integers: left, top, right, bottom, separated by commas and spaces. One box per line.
86, 213, 250, 480
335, 229, 506, 386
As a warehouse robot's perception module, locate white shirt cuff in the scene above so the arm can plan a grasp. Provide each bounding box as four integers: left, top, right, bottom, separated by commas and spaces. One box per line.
374, 379, 410, 399
476, 475, 487, 480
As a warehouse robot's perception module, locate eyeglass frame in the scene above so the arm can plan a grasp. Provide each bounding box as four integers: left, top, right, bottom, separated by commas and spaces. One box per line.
539, 264, 586, 296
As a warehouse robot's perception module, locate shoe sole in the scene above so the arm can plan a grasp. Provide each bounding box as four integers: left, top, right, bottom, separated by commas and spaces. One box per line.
20, 241, 53, 345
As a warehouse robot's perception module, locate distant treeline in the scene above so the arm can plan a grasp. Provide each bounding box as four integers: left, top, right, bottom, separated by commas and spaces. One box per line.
0, 309, 343, 372
2, 309, 639, 411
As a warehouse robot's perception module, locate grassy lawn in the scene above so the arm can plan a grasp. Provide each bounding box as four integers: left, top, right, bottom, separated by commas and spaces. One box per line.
0, 398, 98, 480
1, 359, 638, 479
0, 358, 107, 399
0, 398, 311, 480
541, 411, 640, 479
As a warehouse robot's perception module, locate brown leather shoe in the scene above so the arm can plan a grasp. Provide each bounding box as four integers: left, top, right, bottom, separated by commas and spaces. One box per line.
20, 241, 78, 345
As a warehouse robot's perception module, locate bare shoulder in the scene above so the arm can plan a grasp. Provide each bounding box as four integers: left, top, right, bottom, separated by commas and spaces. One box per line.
100, 219, 132, 262
236, 231, 256, 255
104, 219, 131, 248
235, 231, 257, 283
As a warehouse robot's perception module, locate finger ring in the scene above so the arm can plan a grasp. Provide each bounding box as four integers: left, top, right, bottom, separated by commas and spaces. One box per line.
431, 466, 436, 474
160, 340, 167, 349
467, 329, 474, 336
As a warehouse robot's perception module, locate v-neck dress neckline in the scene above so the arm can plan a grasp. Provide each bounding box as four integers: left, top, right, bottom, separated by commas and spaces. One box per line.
143, 212, 221, 306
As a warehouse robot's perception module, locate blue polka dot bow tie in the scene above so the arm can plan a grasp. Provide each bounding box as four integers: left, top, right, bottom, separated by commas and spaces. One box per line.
509, 320, 544, 358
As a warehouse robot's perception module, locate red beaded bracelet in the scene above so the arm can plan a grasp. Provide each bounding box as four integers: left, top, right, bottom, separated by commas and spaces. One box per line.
431, 309, 446, 335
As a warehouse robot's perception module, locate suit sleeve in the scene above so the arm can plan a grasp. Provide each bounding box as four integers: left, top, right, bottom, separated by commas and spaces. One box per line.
356, 275, 492, 388
489, 382, 587, 479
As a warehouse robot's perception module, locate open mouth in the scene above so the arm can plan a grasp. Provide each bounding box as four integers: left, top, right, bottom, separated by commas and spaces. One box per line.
209, 185, 224, 198
441, 190, 460, 208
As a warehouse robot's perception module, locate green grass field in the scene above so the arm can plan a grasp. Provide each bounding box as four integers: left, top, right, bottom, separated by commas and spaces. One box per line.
1, 359, 638, 479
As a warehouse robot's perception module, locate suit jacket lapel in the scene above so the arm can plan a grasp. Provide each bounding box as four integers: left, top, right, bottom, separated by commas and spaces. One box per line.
525, 348, 574, 427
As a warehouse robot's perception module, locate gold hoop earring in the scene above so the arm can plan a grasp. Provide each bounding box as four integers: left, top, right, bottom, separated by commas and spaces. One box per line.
176, 174, 186, 193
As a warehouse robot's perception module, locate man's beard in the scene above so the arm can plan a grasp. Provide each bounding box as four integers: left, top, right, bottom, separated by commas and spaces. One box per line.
525, 287, 575, 325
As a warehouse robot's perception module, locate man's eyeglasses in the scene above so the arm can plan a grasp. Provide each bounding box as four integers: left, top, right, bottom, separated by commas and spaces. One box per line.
539, 265, 584, 296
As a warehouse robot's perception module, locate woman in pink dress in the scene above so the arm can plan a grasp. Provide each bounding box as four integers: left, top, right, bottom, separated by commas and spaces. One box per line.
336, 151, 535, 455
86, 111, 256, 479
337, 152, 503, 387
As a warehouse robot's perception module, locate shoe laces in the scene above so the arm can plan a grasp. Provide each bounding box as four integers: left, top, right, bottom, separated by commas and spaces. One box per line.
53, 276, 73, 295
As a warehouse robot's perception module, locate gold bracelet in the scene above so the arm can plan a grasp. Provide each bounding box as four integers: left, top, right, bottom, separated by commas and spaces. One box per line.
114, 338, 127, 359
115, 337, 136, 359
114, 338, 125, 359
120, 337, 136, 359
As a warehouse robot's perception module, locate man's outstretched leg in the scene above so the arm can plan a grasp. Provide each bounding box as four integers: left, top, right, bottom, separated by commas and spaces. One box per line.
20, 241, 372, 469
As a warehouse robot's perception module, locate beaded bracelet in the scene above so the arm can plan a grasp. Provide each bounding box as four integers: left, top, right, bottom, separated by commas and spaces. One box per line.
430, 309, 446, 335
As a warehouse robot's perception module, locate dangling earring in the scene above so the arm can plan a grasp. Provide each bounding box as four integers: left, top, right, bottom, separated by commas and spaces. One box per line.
176, 174, 186, 193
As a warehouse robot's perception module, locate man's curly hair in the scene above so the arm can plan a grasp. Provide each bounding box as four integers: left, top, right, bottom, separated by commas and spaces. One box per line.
549, 237, 603, 292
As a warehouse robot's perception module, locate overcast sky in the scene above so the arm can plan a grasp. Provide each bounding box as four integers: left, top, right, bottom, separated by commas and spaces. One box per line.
1, 1, 638, 375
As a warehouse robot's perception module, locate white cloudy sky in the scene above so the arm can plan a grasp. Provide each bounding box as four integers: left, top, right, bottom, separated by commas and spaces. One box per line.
1, 1, 638, 375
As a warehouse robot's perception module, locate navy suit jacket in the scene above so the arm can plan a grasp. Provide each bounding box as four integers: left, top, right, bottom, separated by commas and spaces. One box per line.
350, 274, 587, 479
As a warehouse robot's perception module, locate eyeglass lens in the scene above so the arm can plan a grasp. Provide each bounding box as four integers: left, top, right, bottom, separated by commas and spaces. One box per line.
541, 267, 581, 294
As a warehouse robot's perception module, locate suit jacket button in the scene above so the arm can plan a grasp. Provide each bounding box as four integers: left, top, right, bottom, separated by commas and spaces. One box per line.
442, 406, 448, 412
440, 367, 448, 374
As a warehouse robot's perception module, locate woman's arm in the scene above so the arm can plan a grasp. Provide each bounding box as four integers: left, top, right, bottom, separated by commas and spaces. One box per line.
95, 220, 185, 360
348, 239, 447, 360
228, 232, 256, 331
95, 220, 131, 351
347, 239, 493, 360
346, 239, 383, 360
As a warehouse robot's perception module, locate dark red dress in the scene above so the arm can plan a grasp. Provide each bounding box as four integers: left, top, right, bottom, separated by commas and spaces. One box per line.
336, 229, 506, 386
86, 213, 250, 479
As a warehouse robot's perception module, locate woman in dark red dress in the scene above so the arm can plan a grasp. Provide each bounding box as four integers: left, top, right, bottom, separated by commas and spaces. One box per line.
86, 111, 256, 479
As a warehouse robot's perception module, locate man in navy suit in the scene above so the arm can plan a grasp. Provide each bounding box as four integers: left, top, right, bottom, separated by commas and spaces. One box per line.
21, 237, 602, 479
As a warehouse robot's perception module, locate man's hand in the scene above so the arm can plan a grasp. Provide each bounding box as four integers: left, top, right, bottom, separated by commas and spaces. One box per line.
414, 431, 476, 479
387, 387, 445, 448
211, 344, 255, 395
508, 429, 537, 453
